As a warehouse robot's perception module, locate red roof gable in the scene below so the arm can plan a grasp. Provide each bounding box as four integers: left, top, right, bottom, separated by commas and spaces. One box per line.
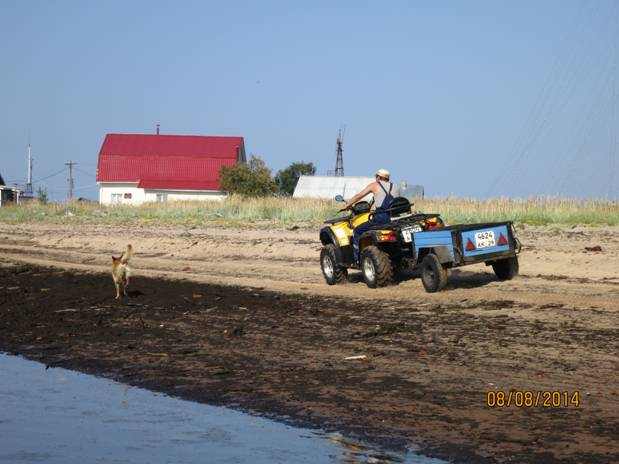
96, 134, 245, 191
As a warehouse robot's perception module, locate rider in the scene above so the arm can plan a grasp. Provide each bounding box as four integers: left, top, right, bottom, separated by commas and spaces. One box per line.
343, 168, 398, 263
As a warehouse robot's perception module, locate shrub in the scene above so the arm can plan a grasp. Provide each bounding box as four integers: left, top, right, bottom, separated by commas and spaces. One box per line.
36, 186, 49, 204
274, 161, 316, 196
219, 156, 277, 197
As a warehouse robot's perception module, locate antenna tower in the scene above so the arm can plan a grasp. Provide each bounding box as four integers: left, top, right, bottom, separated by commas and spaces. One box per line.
334, 127, 345, 177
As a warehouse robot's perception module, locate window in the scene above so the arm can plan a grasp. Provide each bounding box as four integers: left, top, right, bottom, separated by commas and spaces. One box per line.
156, 193, 167, 203
111, 193, 122, 204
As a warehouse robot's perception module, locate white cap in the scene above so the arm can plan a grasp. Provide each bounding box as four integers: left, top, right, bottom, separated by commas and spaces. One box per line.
375, 168, 390, 179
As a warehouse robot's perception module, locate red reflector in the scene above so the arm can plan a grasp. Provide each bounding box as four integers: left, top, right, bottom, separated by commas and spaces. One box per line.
497, 233, 508, 246
378, 230, 397, 242
465, 238, 476, 251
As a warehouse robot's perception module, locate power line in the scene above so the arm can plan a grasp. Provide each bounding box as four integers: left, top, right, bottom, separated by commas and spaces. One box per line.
74, 166, 96, 177
608, 1, 618, 198
551, 1, 619, 196
487, 0, 618, 197
486, 0, 606, 196
31, 167, 66, 184
486, 0, 596, 195
71, 184, 99, 194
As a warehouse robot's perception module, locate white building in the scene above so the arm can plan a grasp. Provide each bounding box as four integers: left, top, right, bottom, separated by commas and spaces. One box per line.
293, 175, 424, 201
293, 175, 375, 200
0, 173, 21, 207
0, 186, 21, 207
96, 133, 246, 205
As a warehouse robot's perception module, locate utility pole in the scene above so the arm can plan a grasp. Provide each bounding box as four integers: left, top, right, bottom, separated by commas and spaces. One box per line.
25, 143, 33, 196
334, 127, 345, 177
65, 161, 77, 201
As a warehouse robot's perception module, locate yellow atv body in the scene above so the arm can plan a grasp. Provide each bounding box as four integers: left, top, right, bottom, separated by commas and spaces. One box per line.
327, 210, 371, 247
318, 200, 384, 285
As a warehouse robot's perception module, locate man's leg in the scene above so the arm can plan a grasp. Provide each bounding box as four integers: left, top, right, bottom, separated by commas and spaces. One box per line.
352, 222, 372, 263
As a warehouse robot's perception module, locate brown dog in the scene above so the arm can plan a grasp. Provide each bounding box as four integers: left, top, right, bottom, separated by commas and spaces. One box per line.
112, 244, 133, 299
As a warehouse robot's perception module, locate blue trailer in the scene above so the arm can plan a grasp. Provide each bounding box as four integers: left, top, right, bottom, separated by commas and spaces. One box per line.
400, 221, 522, 291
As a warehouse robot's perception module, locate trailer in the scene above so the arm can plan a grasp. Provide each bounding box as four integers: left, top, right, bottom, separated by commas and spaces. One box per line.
399, 221, 521, 292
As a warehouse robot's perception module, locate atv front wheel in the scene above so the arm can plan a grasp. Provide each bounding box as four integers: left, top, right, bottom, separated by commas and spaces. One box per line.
360, 246, 394, 288
421, 253, 448, 292
492, 256, 519, 280
320, 244, 348, 285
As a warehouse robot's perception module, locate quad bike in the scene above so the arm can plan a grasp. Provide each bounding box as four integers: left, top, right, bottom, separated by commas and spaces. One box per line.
319, 195, 520, 292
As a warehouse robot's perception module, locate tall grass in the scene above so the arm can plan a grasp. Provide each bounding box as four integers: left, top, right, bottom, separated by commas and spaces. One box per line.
0, 196, 617, 227
416, 197, 619, 226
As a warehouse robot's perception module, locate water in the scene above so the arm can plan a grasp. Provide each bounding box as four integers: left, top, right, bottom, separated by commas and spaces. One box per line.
0, 354, 446, 464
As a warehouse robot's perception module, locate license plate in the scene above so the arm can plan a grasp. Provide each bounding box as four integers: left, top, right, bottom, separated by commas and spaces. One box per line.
475, 230, 495, 248
401, 225, 421, 243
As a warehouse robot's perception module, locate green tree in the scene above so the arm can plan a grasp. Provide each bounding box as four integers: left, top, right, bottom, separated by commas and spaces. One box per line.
274, 161, 316, 196
219, 155, 277, 197
36, 186, 48, 204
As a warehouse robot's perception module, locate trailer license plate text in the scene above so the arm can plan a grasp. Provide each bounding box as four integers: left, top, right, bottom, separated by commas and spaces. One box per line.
402, 229, 412, 242
475, 231, 495, 249
402, 225, 421, 243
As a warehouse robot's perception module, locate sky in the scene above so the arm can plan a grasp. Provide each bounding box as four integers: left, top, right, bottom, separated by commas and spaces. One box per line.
1, 0, 617, 200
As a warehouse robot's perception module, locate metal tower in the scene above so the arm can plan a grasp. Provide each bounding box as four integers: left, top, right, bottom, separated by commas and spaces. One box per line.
334, 127, 345, 177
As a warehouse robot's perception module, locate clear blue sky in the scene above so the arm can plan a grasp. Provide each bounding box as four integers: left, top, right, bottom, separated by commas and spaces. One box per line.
1, 0, 617, 200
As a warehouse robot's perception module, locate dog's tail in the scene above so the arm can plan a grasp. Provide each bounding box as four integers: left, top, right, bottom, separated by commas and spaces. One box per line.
120, 244, 133, 264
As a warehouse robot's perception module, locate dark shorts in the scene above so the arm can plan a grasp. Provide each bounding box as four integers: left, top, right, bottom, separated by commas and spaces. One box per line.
352, 211, 389, 259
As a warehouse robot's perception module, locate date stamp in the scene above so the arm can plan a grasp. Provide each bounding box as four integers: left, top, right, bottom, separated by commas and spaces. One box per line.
486, 390, 581, 408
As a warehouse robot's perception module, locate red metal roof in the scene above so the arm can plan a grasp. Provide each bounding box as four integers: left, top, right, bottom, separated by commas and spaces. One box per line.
137, 178, 226, 191
96, 133, 244, 191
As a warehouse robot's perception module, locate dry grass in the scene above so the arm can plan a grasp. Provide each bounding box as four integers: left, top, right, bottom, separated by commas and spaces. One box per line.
0, 196, 617, 227
415, 197, 619, 226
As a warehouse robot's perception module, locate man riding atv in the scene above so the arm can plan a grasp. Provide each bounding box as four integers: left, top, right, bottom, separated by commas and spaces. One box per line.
342, 168, 399, 263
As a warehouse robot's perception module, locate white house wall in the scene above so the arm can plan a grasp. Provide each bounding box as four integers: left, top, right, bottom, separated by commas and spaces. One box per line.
144, 190, 226, 202
98, 183, 226, 205
99, 183, 145, 205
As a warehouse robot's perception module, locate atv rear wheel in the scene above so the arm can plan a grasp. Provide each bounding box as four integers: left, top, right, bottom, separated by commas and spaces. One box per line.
492, 256, 519, 280
421, 253, 448, 292
360, 246, 394, 288
320, 244, 348, 285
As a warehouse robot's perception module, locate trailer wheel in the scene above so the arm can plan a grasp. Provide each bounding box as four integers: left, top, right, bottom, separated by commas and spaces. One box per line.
361, 246, 394, 288
492, 256, 519, 280
421, 253, 448, 292
320, 244, 348, 285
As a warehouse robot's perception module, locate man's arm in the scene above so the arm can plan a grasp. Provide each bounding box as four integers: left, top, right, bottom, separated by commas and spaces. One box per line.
344, 183, 375, 209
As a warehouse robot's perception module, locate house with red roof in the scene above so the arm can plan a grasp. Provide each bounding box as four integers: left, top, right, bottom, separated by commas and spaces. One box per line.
0, 171, 22, 207
96, 133, 246, 205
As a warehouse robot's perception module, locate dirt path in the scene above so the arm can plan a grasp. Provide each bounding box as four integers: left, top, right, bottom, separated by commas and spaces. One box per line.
0, 223, 618, 310
0, 223, 618, 463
